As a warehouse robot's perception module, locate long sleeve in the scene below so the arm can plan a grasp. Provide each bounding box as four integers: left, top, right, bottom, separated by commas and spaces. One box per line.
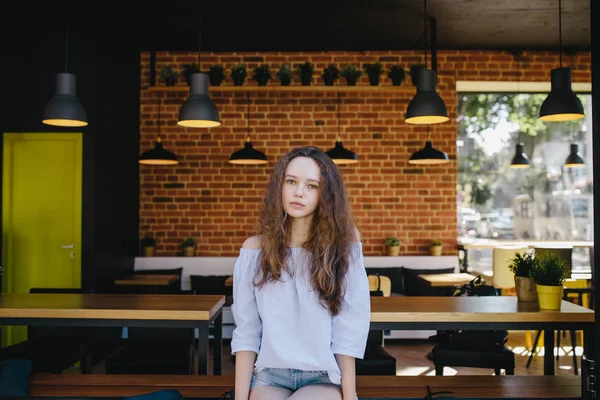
231, 248, 262, 355
331, 242, 370, 359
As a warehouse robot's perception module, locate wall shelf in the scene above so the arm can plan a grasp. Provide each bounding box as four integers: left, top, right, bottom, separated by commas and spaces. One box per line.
147, 85, 414, 93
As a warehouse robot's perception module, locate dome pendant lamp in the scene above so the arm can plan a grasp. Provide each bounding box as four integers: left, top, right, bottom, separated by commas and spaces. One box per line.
177, 20, 221, 128
405, 0, 448, 125
509, 143, 530, 169
326, 92, 358, 165
139, 97, 179, 165
408, 127, 449, 164
564, 143, 584, 168
43, 14, 87, 127
229, 94, 267, 165
539, 0, 584, 122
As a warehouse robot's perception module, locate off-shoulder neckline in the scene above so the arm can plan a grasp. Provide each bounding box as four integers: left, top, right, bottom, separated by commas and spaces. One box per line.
239, 241, 362, 253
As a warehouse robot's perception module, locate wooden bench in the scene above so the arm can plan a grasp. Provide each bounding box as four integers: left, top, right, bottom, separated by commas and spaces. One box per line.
29, 374, 582, 399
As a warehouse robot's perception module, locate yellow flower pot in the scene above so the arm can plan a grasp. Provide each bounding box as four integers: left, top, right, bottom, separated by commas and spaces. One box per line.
386, 246, 400, 256
536, 284, 564, 310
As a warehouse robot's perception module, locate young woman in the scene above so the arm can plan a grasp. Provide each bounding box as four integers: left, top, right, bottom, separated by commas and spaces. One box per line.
230, 146, 370, 400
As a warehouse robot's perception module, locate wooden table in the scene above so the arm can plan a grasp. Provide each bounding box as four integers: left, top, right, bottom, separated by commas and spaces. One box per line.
225, 276, 233, 287
114, 274, 180, 286
370, 296, 594, 375
0, 293, 225, 375
419, 273, 480, 287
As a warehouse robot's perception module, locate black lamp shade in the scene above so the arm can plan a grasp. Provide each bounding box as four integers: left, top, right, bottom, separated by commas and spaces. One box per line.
43, 73, 88, 127
229, 140, 268, 165
177, 73, 221, 128
139, 139, 179, 165
510, 143, 530, 168
408, 141, 449, 164
405, 69, 449, 125
325, 140, 358, 164
539, 68, 584, 122
564, 143, 584, 168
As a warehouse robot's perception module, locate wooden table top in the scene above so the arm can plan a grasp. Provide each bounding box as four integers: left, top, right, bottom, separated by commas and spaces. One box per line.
114, 274, 180, 286
418, 273, 480, 287
0, 293, 225, 321
225, 276, 233, 287
370, 296, 594, 323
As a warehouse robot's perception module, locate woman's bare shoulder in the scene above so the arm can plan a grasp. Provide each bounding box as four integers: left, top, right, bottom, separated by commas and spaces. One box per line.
242, 235, 261, 249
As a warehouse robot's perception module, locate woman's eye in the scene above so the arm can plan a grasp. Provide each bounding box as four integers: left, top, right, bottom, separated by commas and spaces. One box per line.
286, 179, 296, 185
309, 184, 318, 190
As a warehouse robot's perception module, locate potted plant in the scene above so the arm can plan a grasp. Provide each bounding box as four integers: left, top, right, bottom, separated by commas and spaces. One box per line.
159, 65, 179, 86
297, 61, 314, 86
252, 64, 271, 86
182, 63, 200, 86
208, 65, 226, 86
181, 237, 197, 257
530, 253, 570, 310
140, 236, 155, 257
321, 65, 340, 86
385, 237, 400, 256
230, 64, 248, 86
387, 65, 406, 86
363, 62, 384, 86
340, 65, 362, 86
276, 64, 293, 86
507, 252, 538, 302
430, 240, 443, 256
410, 63, 426, 86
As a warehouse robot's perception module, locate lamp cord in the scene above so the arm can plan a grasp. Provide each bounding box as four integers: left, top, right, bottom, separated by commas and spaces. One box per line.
558, 0, 562, 67
64, 13, 68, 73
157, 95, 162, 140
423, 0, 428, 68
198, 16, 202, 66
337, 92, 341, 141
246, 93, 250, 140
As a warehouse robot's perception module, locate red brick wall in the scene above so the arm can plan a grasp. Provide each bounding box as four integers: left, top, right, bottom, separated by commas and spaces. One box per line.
139, 51, 591, 256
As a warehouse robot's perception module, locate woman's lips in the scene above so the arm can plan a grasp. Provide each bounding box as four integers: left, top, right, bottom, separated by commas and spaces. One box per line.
290, 202, 305, 208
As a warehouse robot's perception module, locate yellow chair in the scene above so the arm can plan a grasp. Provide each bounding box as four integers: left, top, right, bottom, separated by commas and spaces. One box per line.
368, 274, 392, 297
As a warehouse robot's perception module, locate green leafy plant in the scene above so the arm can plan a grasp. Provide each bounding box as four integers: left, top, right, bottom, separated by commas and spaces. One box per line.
181, 237, 197, 249
385, 237, 400, 247
507, 252, 537, 278
431, 240, 442, 247
363, 62, 384, 85
141, 236, 155, 247
230, 64, 248, 86
252, 64, 271, 86
409, 63, 426, 86
159, 65, 179, 86
340, 65, 362, 86
297, 61, 314, 86
530, 253, 570, 286
182, 63, 200, 85
387, 65, 406, 86
321, 65, 340, 86
207, 65, 226, 86
276, 64, 293, 86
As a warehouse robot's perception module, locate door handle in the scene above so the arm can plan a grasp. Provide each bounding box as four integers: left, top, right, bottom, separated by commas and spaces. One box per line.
61, 244, 75, 249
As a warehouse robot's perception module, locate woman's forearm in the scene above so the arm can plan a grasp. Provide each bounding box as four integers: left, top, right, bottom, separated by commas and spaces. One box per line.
235, 351, 257, 400
335, 354, 357, 400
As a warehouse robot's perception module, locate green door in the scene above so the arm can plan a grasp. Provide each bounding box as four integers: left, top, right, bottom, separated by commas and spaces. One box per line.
2, 133, 82, 346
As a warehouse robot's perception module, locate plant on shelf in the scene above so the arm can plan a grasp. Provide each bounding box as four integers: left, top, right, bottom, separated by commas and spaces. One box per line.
430, 239, 442, 256
387, 65, 406, 86
208, 65, 226, 86
140, 236, 156, 257
340, 65, 362, 86
159, 65, 179, 86
409, 63, 426, 86
230, 64, 248, 86
385, 237, 400, 256
297, 61, 314, 86
363, 62, 384, 86
182, 63, 200, 85
507, 252, 538, 302
530, 253, 570, 310
321, 65, 340, 86
276, 64, 293, 86
252, 64, 271, 86
181, 237, 197, 257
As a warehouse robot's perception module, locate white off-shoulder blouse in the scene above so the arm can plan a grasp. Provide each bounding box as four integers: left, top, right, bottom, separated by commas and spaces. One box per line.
230, 241, 370, 385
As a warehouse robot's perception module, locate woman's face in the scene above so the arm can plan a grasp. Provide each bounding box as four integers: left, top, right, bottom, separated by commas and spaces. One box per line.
282, 156, 321, 220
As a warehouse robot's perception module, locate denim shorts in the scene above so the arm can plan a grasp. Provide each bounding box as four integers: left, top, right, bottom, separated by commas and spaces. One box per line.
249, 367, 340, 392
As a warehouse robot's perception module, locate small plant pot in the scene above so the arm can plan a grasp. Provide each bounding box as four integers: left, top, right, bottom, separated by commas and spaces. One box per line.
256, 79, 269, 86
142, 246, 154, 257
536, 284, 563, 310
514, 276, 538, 302
280, 77, 292, 86
163, 77, 177, 87
209, 78, 224, 86
391, 78, 403, 86
323, 77, 335, 86
368, 75, 380, 86
386, 246, 400, 256
345, 77, 357, 86
300, 75, 312, 86
183, 247, 195, 257
430, 245, 442, 256
232, 77, 246, 86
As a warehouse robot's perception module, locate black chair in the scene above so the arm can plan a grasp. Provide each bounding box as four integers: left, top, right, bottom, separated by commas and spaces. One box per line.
0, 288, 91, 374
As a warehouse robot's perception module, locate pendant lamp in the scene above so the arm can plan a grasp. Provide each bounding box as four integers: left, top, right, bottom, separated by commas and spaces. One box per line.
139, 97, 178, 165
539, 0, 584, 122
177, 20, 221, 128
564, 143, 584, 168
326, 92, 358, 164
229, 94, 267, 165
509, 143, 530, 169
405, 0, 448, 125
408, 127, 449, 164
43, 14, 87, 127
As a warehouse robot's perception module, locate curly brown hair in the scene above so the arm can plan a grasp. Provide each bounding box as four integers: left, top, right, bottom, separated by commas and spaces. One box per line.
255, 146, 357, 316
